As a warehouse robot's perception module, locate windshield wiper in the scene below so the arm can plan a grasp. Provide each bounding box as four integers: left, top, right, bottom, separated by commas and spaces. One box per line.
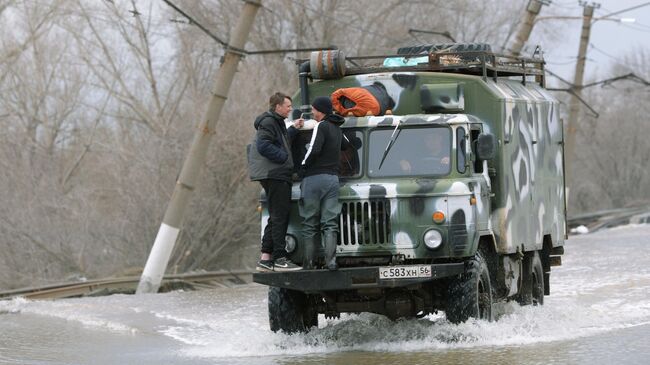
342, 134, 353, 171
378, 120, 402, 170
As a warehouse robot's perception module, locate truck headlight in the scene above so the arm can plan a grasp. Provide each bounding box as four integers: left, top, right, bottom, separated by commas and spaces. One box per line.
285, 235, 297, 253
423, 229, 443, 250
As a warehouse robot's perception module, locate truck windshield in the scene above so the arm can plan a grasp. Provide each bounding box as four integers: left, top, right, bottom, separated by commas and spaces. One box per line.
368, 126, 451, 177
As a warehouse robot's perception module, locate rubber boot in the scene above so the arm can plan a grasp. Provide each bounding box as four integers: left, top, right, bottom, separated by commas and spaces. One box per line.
302, 236, 317, 270
324, 232, 338, 271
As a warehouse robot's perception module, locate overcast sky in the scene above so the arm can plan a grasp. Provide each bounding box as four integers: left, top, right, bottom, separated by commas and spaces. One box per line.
528, 0, 650, 86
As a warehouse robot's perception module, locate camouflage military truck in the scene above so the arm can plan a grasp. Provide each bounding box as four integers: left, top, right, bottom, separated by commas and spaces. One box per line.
253, 43, 566, 333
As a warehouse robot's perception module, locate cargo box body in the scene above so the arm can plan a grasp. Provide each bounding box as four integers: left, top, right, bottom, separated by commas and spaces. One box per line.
297, 71, 566, 256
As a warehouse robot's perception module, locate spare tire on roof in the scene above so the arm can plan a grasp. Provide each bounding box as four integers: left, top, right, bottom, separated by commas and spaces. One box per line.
397, 43, 492, 55
332, 83, 395, 117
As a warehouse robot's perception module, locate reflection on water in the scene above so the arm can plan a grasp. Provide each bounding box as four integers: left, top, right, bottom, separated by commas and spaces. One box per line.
1, 225, 649, 365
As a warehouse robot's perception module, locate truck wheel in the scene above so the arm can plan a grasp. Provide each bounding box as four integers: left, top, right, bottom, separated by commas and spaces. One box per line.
303, 305, 319, 329
445, 250, 493, 323
397, 43, 492, 55
518, 251, 545, 306
268, 287, 317, 333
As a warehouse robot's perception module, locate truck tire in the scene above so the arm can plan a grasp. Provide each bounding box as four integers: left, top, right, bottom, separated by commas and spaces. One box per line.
397, 43, 492, 55
445, 250, 493, 323
517, 251, 545, 306
304, 307, 318, 329
268, 287, 318, 333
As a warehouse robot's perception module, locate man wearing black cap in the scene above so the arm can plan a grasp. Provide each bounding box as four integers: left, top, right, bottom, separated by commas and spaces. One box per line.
300, 96, 346, 270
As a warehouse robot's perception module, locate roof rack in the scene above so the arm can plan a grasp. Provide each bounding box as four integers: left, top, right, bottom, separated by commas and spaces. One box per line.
300, 48, 547, 87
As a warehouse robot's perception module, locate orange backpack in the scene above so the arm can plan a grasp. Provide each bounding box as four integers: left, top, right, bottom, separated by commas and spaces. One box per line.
332, 83, 394, 117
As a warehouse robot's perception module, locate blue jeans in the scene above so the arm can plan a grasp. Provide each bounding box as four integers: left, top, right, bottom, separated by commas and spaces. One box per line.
299, 174, 341, 239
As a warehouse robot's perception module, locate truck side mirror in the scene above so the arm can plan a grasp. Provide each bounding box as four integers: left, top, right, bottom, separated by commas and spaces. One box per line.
476, 133, 497, 161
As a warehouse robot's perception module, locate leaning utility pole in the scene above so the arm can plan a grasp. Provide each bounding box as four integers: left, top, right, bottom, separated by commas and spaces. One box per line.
565, 2, 598, 190
509, 0, 550, 56
136, 0, 262, 294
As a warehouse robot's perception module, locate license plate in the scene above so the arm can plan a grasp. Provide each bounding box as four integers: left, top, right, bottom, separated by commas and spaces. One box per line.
378, 265, 432, 279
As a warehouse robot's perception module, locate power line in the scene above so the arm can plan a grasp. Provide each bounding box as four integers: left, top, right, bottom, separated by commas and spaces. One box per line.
552, 1, 581, 9
581, 73, 650, 88
594, 5, 650, 32
546, 87, 600, 117
589, 43, 627, 64
594, 3, 650, 32
547, 68, 648, 118
620, 22, 650, 33
633, 20, 650, 29
284, 0, 405, 45
20, 0, 181, 39
161, 0, 233, 50
162, 0, 337, 56
596, 1, 650, 20
17, 0, 337, 57
546, 59, 578, 65
545, 68, 574, 86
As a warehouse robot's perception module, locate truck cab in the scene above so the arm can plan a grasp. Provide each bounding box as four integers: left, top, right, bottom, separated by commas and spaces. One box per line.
253, 44, 566, 333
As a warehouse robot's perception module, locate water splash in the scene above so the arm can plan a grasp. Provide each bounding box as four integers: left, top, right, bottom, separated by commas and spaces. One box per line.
1, 224, 649, 364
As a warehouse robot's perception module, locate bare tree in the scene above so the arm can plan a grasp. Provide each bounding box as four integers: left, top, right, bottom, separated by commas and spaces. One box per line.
571, 50, 650, 212
2, 0, 637, 290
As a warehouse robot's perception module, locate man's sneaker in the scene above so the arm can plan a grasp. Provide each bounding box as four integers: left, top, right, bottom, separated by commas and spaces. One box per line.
256, 259, 274, 272
273, 257, 302, 272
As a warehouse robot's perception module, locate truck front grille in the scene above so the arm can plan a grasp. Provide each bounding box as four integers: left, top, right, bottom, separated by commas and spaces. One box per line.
339, 200, 391, 245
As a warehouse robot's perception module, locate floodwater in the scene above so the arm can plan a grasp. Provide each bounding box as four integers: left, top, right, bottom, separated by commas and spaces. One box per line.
1, 225, 649, 365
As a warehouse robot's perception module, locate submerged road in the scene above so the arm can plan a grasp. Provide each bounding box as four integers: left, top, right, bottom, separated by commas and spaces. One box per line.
1, 224, 649, 365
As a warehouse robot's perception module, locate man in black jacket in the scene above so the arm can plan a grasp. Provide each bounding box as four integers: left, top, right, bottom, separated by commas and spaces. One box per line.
248, 92, 303, 272
300, 96, 346, 270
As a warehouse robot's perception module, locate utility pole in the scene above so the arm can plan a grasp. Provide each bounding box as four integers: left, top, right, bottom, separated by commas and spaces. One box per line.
509, 0, 550, 56
136, 0, 262, 294
565, 2, 598, 191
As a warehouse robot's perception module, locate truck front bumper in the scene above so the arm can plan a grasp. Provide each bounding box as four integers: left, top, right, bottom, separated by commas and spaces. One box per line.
252, 263, 465, 292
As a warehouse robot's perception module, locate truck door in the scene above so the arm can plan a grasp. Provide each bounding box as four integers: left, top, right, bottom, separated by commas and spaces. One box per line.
469, 125, 492, 233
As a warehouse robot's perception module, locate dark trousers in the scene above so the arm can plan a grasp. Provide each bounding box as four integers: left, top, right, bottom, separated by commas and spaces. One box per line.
260, 179, 291, 260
